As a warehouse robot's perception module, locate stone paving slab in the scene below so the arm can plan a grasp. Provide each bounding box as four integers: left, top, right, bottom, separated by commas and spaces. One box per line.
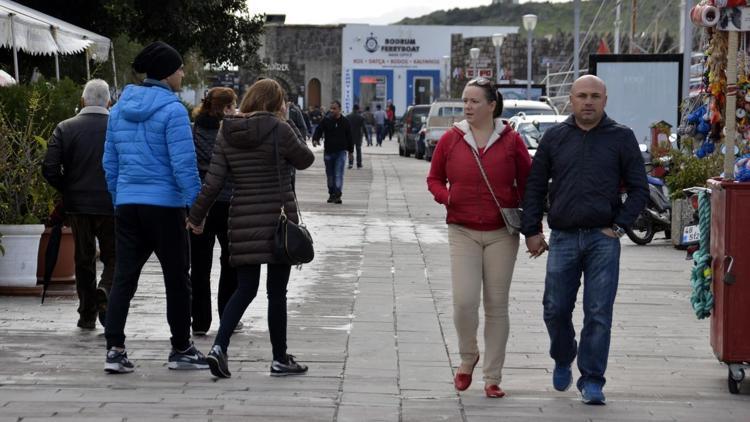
1, 141, 749, 421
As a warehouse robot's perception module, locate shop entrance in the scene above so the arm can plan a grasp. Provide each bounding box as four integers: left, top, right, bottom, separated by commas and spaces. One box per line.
413, 77, 433, 105
307, 78, 321, 108
358, 75, 387, 110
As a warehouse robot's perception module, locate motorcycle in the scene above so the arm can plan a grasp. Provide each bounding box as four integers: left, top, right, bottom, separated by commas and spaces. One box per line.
622, 173, 672, 245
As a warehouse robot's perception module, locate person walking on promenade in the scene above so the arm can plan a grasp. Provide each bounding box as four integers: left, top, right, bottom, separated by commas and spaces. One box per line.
186, 79, 315, 379
385, 99, 395, 141
427, 77, 531, 398
309, 105, 323, 138
42, 79, 115, 330
102, 41, 207, 374
362, 106, 375, 146
190, 87, 238, 336
312, 100, 353, 204
521, 75, 648, 405
373, 104, 387, 146
347, 104, 365, 169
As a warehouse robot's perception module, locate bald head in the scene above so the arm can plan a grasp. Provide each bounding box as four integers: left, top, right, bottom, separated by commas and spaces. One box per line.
569, 75, 607, 130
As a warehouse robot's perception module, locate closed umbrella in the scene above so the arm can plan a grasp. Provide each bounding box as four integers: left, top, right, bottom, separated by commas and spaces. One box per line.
40, 201, 65, 304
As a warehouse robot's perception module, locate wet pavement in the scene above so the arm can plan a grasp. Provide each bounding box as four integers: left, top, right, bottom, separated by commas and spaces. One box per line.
1, 139, 749, 421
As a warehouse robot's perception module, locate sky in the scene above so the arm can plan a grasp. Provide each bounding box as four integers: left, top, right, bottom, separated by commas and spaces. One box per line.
247, 0, 567, 26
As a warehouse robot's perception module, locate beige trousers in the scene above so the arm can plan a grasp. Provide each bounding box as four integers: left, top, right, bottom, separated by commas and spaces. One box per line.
448, 224, 519, 385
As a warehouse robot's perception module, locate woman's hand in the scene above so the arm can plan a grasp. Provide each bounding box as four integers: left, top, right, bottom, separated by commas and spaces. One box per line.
525, 234, 549, 258
186, 218, 204, 235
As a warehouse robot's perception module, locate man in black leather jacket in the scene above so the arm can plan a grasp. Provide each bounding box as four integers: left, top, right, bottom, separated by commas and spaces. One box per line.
521, 75, 648, 405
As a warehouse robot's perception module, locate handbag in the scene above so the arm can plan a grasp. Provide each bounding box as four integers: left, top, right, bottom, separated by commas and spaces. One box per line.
469, 146, 523, 235
271, 126, 314, 265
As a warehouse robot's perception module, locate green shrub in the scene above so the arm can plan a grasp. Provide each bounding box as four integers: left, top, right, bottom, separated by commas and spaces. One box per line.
665, 151, 724, 199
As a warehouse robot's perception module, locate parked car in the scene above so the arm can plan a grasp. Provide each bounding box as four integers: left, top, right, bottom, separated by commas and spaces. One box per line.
508, 114, 567, 157
398, 105, 430, 158
501, 99, 557, 119
424, 99, 464, 161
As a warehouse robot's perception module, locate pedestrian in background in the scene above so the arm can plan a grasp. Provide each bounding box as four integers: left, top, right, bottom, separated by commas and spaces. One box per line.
427, 77, 531, 398
309, 105, 323, 138
312, 100, 353, 204
362, 106, 375, 146
42, 79, 115, 330
386, 99, 395, 141
521, 75, 648, 405
347, 104, 365, 169
102, 41, 207, 374
190, 87, 238, 336
187, 78, 314, 379
373, 104, 387, 147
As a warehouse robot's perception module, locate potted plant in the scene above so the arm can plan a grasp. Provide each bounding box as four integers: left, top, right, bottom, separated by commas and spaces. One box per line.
0, 83, 67, 289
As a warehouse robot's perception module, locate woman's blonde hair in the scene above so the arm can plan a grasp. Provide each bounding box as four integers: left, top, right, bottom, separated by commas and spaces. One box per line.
191, 87, 237, 119
239, 79, 285, 114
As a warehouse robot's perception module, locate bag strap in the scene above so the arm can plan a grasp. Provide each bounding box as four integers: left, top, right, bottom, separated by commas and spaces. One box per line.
272, 124, 305, 225
469, 146, 504, 216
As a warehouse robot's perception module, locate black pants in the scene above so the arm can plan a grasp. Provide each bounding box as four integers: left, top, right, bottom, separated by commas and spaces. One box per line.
190, 201, 237, 332
68, 214, 115, 321
213, 263, 291, 361
349, 142, 363, 168
105, 205, 192, 351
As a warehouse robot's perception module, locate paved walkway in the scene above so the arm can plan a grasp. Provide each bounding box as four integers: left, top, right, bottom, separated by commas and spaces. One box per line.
1, 140, 749, 421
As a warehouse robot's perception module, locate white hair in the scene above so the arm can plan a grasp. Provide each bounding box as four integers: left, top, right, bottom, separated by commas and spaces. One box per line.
82, 79, 110, 107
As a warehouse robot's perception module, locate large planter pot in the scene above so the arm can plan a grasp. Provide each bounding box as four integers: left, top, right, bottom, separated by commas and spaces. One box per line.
0, 224, 45, 287
36, 226, 76, 283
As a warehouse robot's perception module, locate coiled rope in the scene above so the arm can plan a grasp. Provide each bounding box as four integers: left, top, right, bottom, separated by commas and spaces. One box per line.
690, 191, 713, 319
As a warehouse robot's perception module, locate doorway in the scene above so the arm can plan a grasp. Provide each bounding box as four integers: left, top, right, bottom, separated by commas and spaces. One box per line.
307, 78, 321, 108
413, 77, 433, 105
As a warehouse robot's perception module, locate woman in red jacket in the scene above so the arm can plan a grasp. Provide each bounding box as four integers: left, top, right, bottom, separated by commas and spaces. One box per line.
427, 78, 532, 398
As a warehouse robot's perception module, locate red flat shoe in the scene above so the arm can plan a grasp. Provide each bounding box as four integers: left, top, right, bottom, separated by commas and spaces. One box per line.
454, 354, 480, 391
484, 384, 506, 398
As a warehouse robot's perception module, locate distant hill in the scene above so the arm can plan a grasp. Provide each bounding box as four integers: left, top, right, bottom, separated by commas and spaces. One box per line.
397, 0, 680, 40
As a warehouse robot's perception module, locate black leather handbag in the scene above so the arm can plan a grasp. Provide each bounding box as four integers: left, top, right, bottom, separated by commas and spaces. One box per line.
272, 127, 314, 265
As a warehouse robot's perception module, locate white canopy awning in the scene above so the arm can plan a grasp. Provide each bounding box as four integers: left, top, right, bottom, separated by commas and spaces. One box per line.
0, 0, 112, 82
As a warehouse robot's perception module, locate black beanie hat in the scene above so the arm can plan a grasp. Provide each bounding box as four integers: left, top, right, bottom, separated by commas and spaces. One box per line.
132, 41, 183, 81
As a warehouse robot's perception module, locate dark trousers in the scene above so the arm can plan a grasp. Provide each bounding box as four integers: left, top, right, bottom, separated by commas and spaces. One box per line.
68, 214, 115, 321
543, 229, 621, 390
190, 201, 237, 332
105, 205, 192, 351
349, 142, 363, 168
213, 263, 291, 361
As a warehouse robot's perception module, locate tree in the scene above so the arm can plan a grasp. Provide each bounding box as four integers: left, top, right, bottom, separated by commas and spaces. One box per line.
14, 0, 264, 67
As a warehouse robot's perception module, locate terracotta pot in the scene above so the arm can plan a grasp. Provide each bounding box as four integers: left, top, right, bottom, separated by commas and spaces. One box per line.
36, 226, 76, 283
0, 224, 45, 287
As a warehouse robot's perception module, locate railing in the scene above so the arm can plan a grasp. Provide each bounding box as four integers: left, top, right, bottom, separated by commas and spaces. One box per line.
541, 66, 588, 115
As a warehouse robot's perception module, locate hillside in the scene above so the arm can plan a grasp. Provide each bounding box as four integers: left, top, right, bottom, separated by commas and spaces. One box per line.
397, 0, 680, 39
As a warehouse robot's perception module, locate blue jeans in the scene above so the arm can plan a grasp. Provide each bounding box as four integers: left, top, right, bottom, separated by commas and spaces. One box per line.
324, 150, 347, 195
543, 228, 620, 390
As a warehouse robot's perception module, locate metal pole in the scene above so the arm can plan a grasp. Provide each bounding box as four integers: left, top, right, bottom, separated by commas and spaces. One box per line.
111, 42, 119, 94
495, 45, 501, 84
630, 0, 638, 53
473, 59, 478, 79
9, 13, 19, 82
527, 30, 533, 100
546, 62, 550, 98
681, 0, 692, 102
54, 53, 60, 81
574, 0, 580, 78
85, 48, 90, 80
724, 31, 739, 180
615, 0, 622, 54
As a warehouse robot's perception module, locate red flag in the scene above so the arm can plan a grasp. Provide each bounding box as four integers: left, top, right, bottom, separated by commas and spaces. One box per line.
597, 39, 611, 54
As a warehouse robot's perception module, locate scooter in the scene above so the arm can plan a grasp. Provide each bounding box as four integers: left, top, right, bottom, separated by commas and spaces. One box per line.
623, 173, 672, 245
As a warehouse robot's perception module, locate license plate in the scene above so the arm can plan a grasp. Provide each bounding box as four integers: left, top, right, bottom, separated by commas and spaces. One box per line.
682, 225, 700, 243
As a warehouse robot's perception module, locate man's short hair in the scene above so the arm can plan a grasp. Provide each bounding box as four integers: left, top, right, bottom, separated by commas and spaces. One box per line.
330, 100, 342, 108
352, 104, 360, 111
82, 79, 110, 107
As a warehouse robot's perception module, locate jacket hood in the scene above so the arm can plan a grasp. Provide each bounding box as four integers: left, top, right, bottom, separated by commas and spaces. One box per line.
452, 118, 510, 152
221, 112, 282, 149
117, 84, 179, 122
563, 112, 616, 130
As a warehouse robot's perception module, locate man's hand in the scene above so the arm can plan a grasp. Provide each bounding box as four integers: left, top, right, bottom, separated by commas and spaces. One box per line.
312, 139, 320, 147
185, 218, 204, 235
601, 228, 618, 238
525, 234, 549, 258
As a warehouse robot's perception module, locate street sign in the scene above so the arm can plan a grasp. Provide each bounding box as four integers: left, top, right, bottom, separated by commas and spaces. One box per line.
465, 68, 493, 79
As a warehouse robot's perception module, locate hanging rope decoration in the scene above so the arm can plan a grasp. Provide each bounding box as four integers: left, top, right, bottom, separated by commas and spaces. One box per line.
690, 191, 714, 319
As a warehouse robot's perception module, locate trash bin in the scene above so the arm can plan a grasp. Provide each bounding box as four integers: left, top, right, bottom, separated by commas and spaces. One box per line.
708, 178, 750, 393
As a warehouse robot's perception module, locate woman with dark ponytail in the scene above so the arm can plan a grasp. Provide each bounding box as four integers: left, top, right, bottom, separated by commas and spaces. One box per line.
190, 87, 238, 336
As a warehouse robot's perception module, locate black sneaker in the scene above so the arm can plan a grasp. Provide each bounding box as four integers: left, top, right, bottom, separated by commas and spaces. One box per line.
96, 287, 108, 328
207, 345, 231, 378
77, 318, 96, 330
270, 354, 308, 376
105, 349, 135, 374
333, 194, 342, 204
233, 320, 245, 333
327, 195, 335, 203
168, 343, 209, 370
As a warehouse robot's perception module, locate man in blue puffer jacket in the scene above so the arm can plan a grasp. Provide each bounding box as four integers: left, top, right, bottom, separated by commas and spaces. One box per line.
102, 41, 207, 374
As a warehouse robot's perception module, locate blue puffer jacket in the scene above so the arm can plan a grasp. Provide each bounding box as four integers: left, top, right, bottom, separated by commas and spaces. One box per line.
103, 83, 200, 208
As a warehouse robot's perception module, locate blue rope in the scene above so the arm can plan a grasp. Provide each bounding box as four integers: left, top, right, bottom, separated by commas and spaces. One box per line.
690, 191, 713, 319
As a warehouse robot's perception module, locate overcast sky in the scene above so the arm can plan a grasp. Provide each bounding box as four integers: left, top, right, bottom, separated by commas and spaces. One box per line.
247, 0, 567, 25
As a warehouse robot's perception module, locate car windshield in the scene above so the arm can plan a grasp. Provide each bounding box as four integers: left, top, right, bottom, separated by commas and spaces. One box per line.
517, 121, 558, 149
501, 107, 555, 118
438, 106, 464, 116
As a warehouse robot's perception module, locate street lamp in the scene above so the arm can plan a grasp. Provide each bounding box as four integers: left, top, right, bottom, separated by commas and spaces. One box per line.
522, 14, 538, 100
492, 33, 505, 84
469, 48, 480, 79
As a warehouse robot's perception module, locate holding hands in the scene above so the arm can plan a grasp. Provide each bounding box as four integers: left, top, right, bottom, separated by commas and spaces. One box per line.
525, 234, 549, 258
186, 217, 205, 235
